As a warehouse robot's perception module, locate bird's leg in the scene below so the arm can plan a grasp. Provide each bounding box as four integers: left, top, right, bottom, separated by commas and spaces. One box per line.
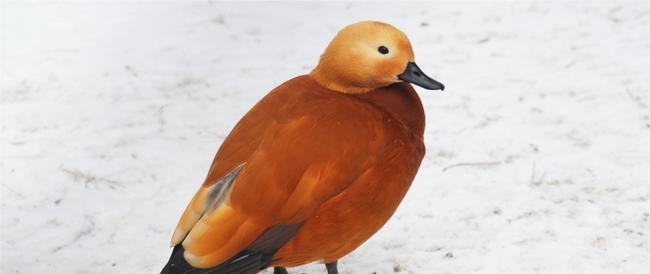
325, 261, 338, 274
273, 267, 289, 274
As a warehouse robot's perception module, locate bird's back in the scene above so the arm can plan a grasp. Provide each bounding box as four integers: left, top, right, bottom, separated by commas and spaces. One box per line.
200, 75, 424, 185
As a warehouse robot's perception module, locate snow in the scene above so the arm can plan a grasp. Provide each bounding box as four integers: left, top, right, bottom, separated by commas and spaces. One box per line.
1, 1, 648, 274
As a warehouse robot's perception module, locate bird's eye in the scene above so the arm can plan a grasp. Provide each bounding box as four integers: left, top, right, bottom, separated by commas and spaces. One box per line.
378, 46, 389, 55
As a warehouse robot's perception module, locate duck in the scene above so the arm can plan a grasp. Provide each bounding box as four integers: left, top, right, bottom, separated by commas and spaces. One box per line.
160, 21, 444, 274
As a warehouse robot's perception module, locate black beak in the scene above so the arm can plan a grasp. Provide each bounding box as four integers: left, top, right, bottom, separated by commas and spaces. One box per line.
398, 62, 445, 91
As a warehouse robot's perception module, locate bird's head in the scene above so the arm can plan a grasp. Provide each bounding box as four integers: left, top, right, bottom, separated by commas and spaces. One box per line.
311, 21, 444, 94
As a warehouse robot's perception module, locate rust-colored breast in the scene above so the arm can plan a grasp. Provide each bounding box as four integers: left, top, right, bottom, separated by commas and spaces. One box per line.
272, 80, 426, 266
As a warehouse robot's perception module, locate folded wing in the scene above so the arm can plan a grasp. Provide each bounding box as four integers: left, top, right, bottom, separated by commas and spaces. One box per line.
165, 96, 391, 271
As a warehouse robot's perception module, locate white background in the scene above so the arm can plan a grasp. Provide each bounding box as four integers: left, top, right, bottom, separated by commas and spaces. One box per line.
1, 1, 648, 274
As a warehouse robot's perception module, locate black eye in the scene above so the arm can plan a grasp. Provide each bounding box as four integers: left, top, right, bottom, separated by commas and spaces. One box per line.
378, 46, 389, 55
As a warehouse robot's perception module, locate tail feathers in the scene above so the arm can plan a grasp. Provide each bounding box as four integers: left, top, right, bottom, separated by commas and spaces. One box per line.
160, 245, 270, 274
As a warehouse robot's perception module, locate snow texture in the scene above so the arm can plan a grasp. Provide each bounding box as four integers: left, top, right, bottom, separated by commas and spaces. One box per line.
1, 1, 648, 274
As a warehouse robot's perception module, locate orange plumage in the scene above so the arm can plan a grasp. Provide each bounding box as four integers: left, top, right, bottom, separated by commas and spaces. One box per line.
161, 21, 444, 274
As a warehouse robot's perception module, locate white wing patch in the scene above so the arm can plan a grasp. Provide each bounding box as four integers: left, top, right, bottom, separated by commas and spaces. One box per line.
170, 163, 246, 246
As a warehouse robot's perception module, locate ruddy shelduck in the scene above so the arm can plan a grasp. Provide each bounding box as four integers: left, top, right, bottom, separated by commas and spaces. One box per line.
160, 21, 444, 274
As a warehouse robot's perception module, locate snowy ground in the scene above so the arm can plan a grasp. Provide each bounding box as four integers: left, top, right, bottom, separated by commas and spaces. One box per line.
1, 1, 648, 274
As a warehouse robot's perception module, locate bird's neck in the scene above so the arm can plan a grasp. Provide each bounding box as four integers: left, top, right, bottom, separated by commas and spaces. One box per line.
304, 75, 425, 137
310, 66, 374, 94
353, 83, 426, 137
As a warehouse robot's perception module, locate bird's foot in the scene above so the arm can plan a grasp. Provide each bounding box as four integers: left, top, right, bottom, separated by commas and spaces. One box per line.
325, 261, 338, 274
274, 267, 288, 274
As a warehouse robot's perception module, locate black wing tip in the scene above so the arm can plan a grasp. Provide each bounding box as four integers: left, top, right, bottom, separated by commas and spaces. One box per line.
160, 245, 271, 274
160, 245, 191, 274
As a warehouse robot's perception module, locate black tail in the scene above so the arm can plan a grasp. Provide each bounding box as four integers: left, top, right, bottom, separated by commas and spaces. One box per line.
160, 223, 303, 274
159, 245, 270, 274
